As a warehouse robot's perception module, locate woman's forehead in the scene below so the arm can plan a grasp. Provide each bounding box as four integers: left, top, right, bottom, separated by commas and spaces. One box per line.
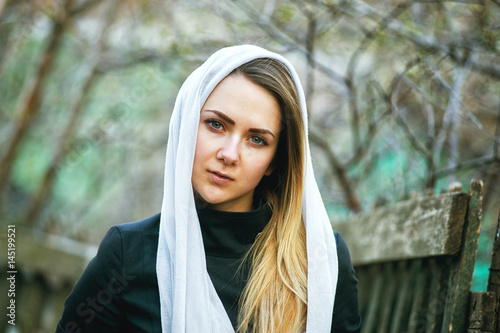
201, 75, 282, 132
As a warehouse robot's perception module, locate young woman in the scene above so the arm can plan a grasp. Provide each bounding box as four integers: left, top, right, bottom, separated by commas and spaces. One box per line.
56, 45, 361, 333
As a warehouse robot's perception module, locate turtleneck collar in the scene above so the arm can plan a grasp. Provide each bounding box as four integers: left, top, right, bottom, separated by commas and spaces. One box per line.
197, 203, 272, 258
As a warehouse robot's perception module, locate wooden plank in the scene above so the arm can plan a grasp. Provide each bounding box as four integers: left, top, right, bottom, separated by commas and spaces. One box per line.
334, 192, 469, 266
408, 260, 426, 333
391, 260, 420, 333
468, 291, 496, 332
389, 261, 410, 333
0, 226, 97, 282
425, 260, 439, 333
425, 258, 448, 333
377, 262, 398, 333
361, 264, 385, 333
356, 265, 375, 318
487, 211, 500, 333
443, 180, 483, 332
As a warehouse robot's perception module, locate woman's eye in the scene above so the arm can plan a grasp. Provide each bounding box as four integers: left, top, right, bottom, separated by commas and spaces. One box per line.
207, 120, 223, 130
250, 136, 267, 145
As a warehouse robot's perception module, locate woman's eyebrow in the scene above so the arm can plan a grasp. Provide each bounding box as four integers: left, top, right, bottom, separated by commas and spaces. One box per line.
204, 110, 235, 125
204, 109, 276, 139
249, 128, 276, 139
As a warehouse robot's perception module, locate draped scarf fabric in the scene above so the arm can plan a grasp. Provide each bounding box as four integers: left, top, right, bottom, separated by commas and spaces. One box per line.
157, 45, 338, 333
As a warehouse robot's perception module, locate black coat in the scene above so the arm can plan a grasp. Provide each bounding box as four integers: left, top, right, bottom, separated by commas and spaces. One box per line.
56, 213, 361, 333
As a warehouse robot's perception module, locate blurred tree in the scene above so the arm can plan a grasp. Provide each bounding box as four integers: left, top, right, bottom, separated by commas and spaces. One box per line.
202, 0, 500, 216
24, 0, 120, 228
0, 0, 498, 280
0, 0, 75, 194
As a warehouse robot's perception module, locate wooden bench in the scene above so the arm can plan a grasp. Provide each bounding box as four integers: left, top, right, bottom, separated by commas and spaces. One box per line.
334, 180, 484, 333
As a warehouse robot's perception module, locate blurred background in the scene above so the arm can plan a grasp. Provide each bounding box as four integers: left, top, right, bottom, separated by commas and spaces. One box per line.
0, 0, 499, 332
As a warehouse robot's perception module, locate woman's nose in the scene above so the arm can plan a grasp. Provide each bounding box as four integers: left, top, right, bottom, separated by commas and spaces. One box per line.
216, 137, 240, 165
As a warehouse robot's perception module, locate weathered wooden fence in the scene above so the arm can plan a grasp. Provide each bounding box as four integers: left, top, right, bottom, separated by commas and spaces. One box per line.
334, 180, 497, 333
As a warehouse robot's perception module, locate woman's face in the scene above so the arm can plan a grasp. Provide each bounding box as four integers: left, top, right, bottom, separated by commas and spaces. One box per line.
192, 74, 281, 212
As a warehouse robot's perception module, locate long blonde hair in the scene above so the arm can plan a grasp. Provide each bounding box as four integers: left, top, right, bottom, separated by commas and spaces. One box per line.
233, 58, 308, 333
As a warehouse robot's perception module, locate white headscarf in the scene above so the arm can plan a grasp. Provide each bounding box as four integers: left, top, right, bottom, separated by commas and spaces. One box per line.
157, 45, 338, 333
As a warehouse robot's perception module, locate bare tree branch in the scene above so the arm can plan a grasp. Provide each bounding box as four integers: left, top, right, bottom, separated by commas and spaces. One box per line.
395, 25, 500, 79
322, 0, 500, 80
387, 56, 443, 186
309, 129, 362, 213
345, 77, 361, 153
346, 80, 390, 167
96, 52, 166, 73
400, 75, 445, 110
430, 54, 474, 178
399, 69, 498, 146
304, 8, 317, 120
390, 93, 432, 162
336, 0, 412, 155
229, 0, 348, 89
0, 0, 75, 194
435, 154, 500, 179
26, 0, 122, 229
0, 0, 27, 75
424, 56, 483, 133
69, 0, 102, 17
424, 101, 436, 156
416, 0, 485, 4
495, 96, 500, 159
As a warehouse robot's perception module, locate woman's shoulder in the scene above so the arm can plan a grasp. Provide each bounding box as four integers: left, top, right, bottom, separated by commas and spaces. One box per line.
113, 213, 161, 234
96, 213, 161, 262
333, 231, 351, 260
56, 213, 162, 332
331, 230, 362, 332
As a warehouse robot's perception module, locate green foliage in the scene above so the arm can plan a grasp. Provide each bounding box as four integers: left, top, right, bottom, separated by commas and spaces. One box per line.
471, 232, 493, 291
275, 3, 296, 23
11, 135, 51, 193
0, 38, 45, 117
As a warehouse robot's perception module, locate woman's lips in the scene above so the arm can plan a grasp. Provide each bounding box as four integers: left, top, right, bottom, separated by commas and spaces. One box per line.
208, 171, 233, 185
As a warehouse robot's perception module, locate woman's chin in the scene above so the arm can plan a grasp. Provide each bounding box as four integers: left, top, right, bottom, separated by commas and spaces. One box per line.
193, 189, 219, 208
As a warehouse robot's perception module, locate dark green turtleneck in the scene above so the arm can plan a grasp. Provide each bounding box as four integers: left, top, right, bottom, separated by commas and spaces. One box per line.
197, 203, 272, 328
